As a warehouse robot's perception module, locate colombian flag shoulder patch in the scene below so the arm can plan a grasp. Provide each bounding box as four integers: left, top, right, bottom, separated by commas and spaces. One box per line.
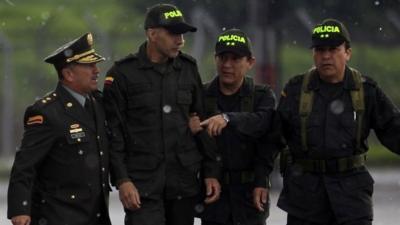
26, 115, 44, 125
104, 76, 114, 86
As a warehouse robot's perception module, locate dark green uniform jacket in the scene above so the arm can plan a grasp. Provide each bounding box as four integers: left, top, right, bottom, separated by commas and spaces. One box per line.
200, 76, 278, 225
103, 42, 221, 200
277, 66, 400, 223
7, 83, 111, 225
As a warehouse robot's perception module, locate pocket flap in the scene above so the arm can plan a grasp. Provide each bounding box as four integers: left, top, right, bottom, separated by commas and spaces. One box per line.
127, 154, 160, 171
340, 171, 374, 191
177, 90, 192, 104
65, 131, 89, 144
290, 173, 320, 191
177, 150, 203, 167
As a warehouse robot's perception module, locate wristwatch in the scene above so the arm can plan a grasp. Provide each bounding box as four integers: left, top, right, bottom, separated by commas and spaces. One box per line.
221, 113, 230, 123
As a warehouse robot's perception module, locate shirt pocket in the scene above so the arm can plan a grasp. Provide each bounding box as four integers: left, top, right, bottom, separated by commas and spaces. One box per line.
177, 84, 193, 105
177, 148, 203, 172
54, 131, 90, 165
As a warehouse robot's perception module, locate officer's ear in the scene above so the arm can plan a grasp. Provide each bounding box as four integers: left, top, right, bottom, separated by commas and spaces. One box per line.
247, 56, 256, 70
146, 28, 158, 42
345, 47, 352, 62
61, 65, 75, 82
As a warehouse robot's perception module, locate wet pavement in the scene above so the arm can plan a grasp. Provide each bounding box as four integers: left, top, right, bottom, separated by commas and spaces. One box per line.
1, 167, 399, 225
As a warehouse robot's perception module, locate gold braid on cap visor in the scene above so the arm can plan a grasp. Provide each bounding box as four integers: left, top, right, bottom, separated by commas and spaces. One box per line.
76, 54, 103, 63
66, 49, 95, 63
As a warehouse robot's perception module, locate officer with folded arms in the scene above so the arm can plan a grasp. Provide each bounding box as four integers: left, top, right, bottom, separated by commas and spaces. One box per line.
277, 18, 400, 225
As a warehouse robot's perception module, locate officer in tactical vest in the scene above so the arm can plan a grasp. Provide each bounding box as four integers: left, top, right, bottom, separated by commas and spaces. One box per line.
189, 29, 277, 225
277, 18, 400, 225
102, 3, 221, 225
7, 33, 112, 225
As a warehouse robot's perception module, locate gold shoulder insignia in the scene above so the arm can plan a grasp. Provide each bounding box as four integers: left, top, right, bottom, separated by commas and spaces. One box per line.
281, 90, 287, 97
38, 92, 57, 105
27, 115, 44, 125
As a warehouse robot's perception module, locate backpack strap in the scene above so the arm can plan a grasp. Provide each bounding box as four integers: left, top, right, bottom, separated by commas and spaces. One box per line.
204, 82, 218, 115
299, 68, 315, 152
349, 68, 365, 153
241, 77, 255, 112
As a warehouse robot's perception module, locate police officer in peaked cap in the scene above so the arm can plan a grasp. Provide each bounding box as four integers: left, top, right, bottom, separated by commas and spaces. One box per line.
277, 18, 400, 225
103, 3, 221, 225
7, 33, 112, 225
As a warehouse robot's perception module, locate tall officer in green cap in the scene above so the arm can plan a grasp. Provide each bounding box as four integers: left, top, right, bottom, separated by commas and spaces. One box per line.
103, 3, 221, 225
277, 18, 400, 225
7, 33, 112, 225
189, 28, 278, 225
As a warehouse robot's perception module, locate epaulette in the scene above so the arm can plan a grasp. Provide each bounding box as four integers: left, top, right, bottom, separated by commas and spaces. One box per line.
35, 91, 57, 107
92, 90, 103, 99
179, 52, 197, 64
255, 84, 269, 92
361, 75, 377, 87
287, 74, 304, 86
115, 53, 138, 65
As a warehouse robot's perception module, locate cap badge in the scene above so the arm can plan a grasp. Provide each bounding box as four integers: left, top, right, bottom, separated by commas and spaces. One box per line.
313, 25, 340, 34
63, 49, 73, 57
218, 34, 246, 44
164, 9, 183, 19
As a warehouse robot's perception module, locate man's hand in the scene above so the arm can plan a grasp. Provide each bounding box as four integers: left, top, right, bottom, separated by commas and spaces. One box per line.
203, 178, 221, 204
11, 215, 31, 225
200, 114, 227, 137
118, 181, 141, 210
188, 113, 203, 134
253, 187, 268, 212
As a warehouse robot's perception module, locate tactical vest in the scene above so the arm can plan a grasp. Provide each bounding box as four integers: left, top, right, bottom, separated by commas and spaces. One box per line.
279, 67, 367, 175
205, 76, 255, 115
299, 67, 365, 153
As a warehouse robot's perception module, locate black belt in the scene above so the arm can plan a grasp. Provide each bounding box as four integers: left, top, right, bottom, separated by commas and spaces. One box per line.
223, 171, 254, 184
294, 153, 367, 173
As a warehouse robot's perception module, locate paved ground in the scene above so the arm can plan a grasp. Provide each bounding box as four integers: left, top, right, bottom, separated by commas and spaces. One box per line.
1, 168, 399, 225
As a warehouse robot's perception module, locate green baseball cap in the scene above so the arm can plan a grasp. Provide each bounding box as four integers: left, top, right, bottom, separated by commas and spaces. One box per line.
311, 18, 351, 48
215, 29, 253, 57
144, 3, 197, 34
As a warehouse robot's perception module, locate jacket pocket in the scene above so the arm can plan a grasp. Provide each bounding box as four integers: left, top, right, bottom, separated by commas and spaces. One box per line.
177, 149, 203, 167
126, 154, 161, 172
177, 89, 192, 105
65, 131, 89, 144
127, 82, 152, 94
127, 92, 156, 110
340, 171, 374, 192
289, 173, 320, 192
177, 149, 203, 173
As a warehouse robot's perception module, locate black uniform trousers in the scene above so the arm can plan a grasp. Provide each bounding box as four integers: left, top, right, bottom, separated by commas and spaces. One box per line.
287, 214, 372, 225
124, 196, 197, 225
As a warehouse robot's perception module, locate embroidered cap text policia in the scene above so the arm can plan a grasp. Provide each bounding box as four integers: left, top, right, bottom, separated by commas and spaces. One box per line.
44, 33, 105, 70
144, 3, 197, 34
215, 29, 253, 57
311, 18, 351, 48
